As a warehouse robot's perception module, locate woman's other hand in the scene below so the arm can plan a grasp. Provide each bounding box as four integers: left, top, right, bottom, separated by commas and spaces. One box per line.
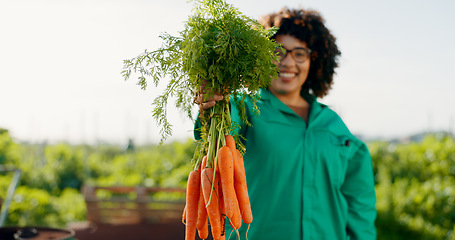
194, 81, 224, 111
194, 90, 224, 111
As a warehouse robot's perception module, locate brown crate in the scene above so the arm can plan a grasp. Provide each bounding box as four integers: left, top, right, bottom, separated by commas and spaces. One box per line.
81, 185, 186, 225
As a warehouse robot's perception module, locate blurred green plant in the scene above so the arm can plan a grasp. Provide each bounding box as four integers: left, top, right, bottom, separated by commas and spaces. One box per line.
371, 134, 455, 240
0, 129, 20, 165
85, 139, 195, 188
4, 186, 85, 227
0, 129, 194, 227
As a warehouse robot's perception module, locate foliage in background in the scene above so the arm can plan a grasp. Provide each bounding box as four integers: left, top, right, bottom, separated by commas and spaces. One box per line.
1, 128, 455, 239
85, 139, 195, 188
0, 128, 194, 227
0, 129, 20, 165
370, 134, 455, 240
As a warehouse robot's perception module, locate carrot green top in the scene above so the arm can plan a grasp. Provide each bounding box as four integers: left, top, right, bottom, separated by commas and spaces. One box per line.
122, 0, 279, 144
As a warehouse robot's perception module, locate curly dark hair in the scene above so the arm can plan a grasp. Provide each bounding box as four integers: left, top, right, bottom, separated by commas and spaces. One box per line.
259, 8, 341, 98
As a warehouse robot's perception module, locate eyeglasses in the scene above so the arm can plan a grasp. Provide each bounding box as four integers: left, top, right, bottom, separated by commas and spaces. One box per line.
274, 47, 312, 63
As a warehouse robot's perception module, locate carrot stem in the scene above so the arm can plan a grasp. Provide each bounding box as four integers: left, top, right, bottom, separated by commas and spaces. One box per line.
193, 142, 204, 171
207, 113, 217, 168
206, 101, 223, 206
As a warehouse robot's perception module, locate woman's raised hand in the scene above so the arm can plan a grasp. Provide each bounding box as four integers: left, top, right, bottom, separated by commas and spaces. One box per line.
194, 82, 224, 111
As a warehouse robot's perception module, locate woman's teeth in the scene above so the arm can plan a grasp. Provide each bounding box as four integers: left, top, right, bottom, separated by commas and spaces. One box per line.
280, 73, 295, 78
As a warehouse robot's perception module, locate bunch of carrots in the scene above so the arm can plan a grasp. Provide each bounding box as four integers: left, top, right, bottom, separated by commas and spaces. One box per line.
183, 135, 252, 240
121, 0, 278, 237
183, 99, 252, 240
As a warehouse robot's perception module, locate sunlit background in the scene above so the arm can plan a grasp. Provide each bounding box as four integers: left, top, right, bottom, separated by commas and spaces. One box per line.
1, 0, 454, 145
1, 1, 455, 239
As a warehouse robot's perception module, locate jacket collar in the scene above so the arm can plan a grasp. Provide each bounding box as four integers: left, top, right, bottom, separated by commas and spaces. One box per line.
259, 88, 295, 115
259, 88, 326, 124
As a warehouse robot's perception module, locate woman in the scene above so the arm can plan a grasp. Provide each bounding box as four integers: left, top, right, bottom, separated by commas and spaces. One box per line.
195, 8, 376, 240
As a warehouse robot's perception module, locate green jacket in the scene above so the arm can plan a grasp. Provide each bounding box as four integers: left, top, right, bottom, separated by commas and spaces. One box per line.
195, 88, 377, 240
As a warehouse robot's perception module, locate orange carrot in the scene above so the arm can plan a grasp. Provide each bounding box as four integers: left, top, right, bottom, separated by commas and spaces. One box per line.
197, 216, 209, 240
227, 138, 247, 195
201, 155, 208, 171
218, 174, 226, 216
217, 146, 241, 224
185, 170, 200, 240
197, 156, 209, 239
233, 149, 246, 184
233, 149, 253, 224
235, 181, 252, 224
217, 168, 227, 237
182, 204, 187, 225
202, 167, 223, 239
215, 234, 226, 240
229, 205, 242, 230
225, 134, 236, 150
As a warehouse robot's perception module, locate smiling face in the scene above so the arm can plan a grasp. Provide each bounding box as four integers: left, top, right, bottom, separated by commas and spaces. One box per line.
270, 34, 311, 98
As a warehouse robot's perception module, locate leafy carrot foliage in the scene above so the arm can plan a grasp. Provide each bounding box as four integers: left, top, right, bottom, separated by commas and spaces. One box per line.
122, 0, 279, 145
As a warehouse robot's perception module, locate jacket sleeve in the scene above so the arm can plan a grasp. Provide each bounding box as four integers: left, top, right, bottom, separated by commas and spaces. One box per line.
193, 115, 203, 140
341, 141, 377, 240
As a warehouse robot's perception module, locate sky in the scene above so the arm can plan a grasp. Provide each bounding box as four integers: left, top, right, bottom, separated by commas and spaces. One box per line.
1, 0, 454, 145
